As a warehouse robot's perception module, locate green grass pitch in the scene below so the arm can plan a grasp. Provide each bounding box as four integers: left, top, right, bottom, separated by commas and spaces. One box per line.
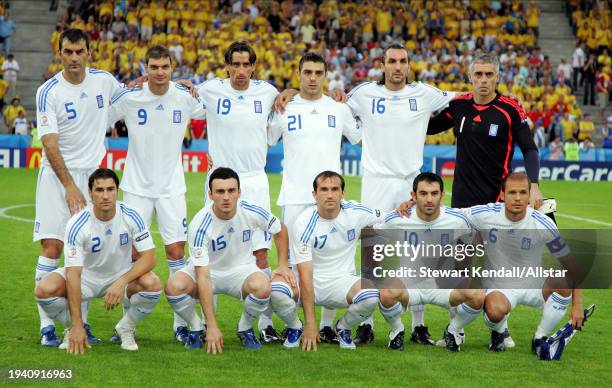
0, 168, 610, 386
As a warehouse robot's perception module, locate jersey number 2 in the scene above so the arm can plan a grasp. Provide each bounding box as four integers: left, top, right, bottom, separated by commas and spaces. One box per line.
91, 237, 101, 253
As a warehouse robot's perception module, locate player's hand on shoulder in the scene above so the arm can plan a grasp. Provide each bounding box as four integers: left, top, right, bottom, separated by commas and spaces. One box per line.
301, 322, 319, 351
329, 87, 348, 103
177, 79, 199, 97
67, 324, 90, 355
65, 183, 86, 215
396, 199, 415, 217
128, 75, 147, 90
274, 89, 298, 113
103, 279, 127, 310
205, 324, 223, 354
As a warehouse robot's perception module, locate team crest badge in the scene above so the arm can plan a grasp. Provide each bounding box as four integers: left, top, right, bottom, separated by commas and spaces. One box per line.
521, 237, 531, 250
96, 95, 104, 108
328, 115, 336, 128
173, 110, 182, 123
254, 100, 262, 113
489, 124, 499, 136
243, 230, 251, 242
347, 228, 356, 241
299, 243, 311, 255
120, 233, 128, 245
409, 98, 417, 111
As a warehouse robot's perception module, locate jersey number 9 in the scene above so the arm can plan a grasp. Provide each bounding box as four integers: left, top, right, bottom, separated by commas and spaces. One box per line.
137, 108, 147, 125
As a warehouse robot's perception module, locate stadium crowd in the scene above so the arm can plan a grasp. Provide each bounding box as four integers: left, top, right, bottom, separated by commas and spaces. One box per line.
41, 0, 611, 151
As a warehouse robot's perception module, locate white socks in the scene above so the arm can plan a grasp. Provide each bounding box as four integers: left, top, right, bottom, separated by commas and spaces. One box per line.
270, 282, 301, 329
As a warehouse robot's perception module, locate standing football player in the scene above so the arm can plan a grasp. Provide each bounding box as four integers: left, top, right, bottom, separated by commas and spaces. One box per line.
34, 28, 123, 346
108, 45, 206, 343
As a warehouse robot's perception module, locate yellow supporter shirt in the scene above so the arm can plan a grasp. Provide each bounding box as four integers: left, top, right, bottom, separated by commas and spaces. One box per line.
561, 118, 577, 140
578, 120, 595, 140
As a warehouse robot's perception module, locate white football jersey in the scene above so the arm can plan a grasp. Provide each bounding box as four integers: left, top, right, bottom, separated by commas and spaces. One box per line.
377, 207, 474, 271
188, 200, 282, 271
109, 82, 206, 198
197, 78, 278, 173
347, 82, 454, 176
465, 203, 570, 278
292, 201, 386, 278
64, 202, 154, 284
268, 95, 361, 206
36, 68, 122, 169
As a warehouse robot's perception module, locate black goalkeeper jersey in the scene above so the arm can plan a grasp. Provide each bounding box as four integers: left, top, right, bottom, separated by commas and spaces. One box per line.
428, 93, 538, 208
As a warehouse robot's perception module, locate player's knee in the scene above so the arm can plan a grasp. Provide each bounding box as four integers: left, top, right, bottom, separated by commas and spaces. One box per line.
40, 240, 62, 259
139, 272, 162, 292
466, 289, 485, 309
165, 276, 187, 296
254, 249, 269, 269
379, 289, 397, 308
484, 300, 507, 323
248, 275, 271, 299
270, 282, 292, 303
165, 243, 185, 260
35, 277, 61, 299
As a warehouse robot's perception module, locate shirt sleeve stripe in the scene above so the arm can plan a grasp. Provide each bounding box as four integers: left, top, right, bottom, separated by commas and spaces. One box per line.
194, 213, 212, 247
301, 214, 320, 244
68, 212, 90, 245
38, 79, 59, 112
299, 210, 319, 243
120, 204, 145, 231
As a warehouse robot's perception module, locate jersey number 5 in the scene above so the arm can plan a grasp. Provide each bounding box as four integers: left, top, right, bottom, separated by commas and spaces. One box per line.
65, 102, 77, 120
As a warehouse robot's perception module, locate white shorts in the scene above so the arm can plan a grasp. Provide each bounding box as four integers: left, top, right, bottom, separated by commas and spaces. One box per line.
123, 191, 187, 245
406, 288, 452, 310
282, 204, 315, 265
206, 169, 272, 251
181, 261, 263, 300
53, 267, 124, 301
314, 274, 360, 309
486, 289, 545, 309
361, 170, 419, 211
33, 166, 93, 242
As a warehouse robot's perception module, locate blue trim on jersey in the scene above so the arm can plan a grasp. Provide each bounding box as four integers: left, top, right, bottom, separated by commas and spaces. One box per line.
167, 294, 189, 304
347, 81, 373, 98
168, 258, 186, 268
38, 78, 59, 112
68, 212, 90, 245
137, 292, 161, 300
119, 204, 145, 232
37, 297, 59, 306
300, 210, 320, 244
194, 213, 212, 247
444, 208, 471, 227
36, 264, 58, 272
531, 212, 560, 237
341, 201, 373, 214
471, 204, 502, 215
111, 88, 137, 104
240, 202, 270, 220
88, 68, 113, 77
247, 294, 269, 305
271, 283, 292, 298
550, 293, 570, 305
353, 290, 379, 304
384, 211, 401, 223
460, 303, 481, 315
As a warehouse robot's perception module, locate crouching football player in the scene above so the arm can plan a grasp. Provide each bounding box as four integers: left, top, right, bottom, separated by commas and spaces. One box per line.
467, 173, 584, 355
165, 167, 289, 352
377, 173, 484, 351
270, 171, 386, 350
35, 169, 162, 353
